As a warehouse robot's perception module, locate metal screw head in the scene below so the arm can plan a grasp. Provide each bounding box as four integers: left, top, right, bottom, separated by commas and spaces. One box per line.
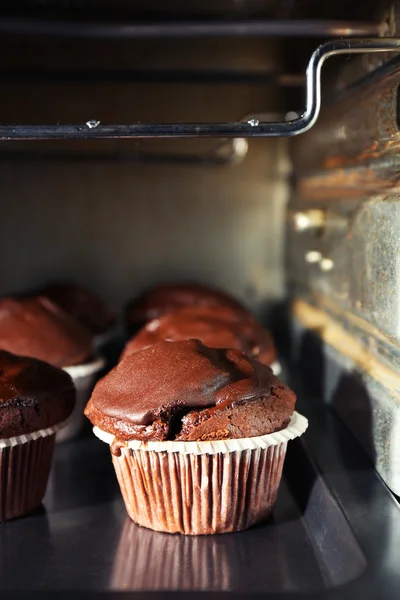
295, 213, 312, 231
285, 111, 299, 121
293, 209, 326, 232
232, 138, 248, 155
320, 258, 334, 272
86, 120, 101, 129
305, 250, 322, 264
247, 118, 260, 127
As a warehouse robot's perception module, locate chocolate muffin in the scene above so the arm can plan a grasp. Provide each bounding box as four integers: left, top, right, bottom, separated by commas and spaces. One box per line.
0, 297, 92, 368
0, 350, 76, 437
38, 282, 115, 336
85, 340, 307, 534
125, 283, 250, 333
87, 339, 292, 442
0, 350, 75, 521
120, 305, 276, 366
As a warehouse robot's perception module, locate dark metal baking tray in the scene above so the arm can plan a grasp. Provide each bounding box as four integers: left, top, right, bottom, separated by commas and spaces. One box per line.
1, 388, 400, 599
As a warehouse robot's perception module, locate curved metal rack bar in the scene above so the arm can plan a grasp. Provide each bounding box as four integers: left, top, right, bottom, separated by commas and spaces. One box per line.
0, 38, 399, 140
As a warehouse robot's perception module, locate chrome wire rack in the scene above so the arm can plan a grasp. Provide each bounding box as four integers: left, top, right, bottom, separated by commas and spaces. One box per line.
0, 37, 399, 140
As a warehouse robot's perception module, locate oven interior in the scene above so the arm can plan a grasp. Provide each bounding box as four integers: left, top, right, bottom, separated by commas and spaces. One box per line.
1, 1, 400, 598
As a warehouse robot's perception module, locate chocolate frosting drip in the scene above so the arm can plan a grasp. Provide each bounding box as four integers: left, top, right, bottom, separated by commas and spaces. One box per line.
85, 339, 294, 441
125, 283, 249, 330
0, 350, 76, 437
121, 305, 276, 366
0, 297, 92, 367
38, 282, 115, 335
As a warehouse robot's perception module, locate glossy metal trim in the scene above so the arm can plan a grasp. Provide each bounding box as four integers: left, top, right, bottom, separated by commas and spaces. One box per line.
0, 39, 399, 139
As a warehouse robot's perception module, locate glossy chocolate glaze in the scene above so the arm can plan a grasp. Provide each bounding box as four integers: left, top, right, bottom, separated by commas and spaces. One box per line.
38, 282, 115, 335
121, 305, 276, 366
85, 339, 295, 442
0, 350, 75, 437
125, 283, 250, 332
0, 297, 92, 367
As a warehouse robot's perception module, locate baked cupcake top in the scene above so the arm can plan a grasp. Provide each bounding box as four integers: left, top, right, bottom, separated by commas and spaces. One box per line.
85, 339, 295, 442
125, 283, 249, 332
121, 305, 276, 366
0, 297, 92, 368
0, 350, 76, 438
37, 282, 115, 336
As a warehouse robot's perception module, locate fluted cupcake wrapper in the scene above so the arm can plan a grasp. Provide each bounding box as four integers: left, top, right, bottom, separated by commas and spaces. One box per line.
94, 412, 308, 535
0, 425, 60, 522
59, 355, 105, 443
113, 442, 286, 535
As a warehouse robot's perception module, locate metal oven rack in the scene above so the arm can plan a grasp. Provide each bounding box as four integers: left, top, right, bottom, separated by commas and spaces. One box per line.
0, 17, 399, 141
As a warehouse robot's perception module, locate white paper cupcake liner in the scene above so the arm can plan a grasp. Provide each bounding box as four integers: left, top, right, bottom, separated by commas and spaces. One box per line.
93, 411, 307, 455
59, 355, 105, 443
0, 422, 63, 449
94, 411, 308, 535
63, 354, 105, 380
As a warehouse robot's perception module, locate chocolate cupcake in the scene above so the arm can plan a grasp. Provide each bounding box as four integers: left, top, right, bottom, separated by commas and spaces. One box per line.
125, 283, 249, 333
121, 305, 276, 367
37, 282, 115, 339
0, 350, 75, 521
85, 339, 307, 535
0, 297, 104, 442
0, 297, 92, 368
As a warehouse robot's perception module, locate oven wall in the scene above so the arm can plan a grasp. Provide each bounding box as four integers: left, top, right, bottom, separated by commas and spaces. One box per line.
0, 37, 288, 315
287, 18, 400, 496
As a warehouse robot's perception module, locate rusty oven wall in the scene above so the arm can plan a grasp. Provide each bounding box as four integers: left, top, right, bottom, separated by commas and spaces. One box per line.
288, 21, 400, 493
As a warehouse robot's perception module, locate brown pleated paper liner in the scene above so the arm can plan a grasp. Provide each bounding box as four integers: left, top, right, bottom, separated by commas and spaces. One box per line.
0, 434, 56, 522
112, 443, 287, 535
94, 412, 308, 535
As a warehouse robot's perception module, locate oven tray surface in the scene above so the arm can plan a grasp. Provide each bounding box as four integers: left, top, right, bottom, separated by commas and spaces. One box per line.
1, 394, 400, 599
